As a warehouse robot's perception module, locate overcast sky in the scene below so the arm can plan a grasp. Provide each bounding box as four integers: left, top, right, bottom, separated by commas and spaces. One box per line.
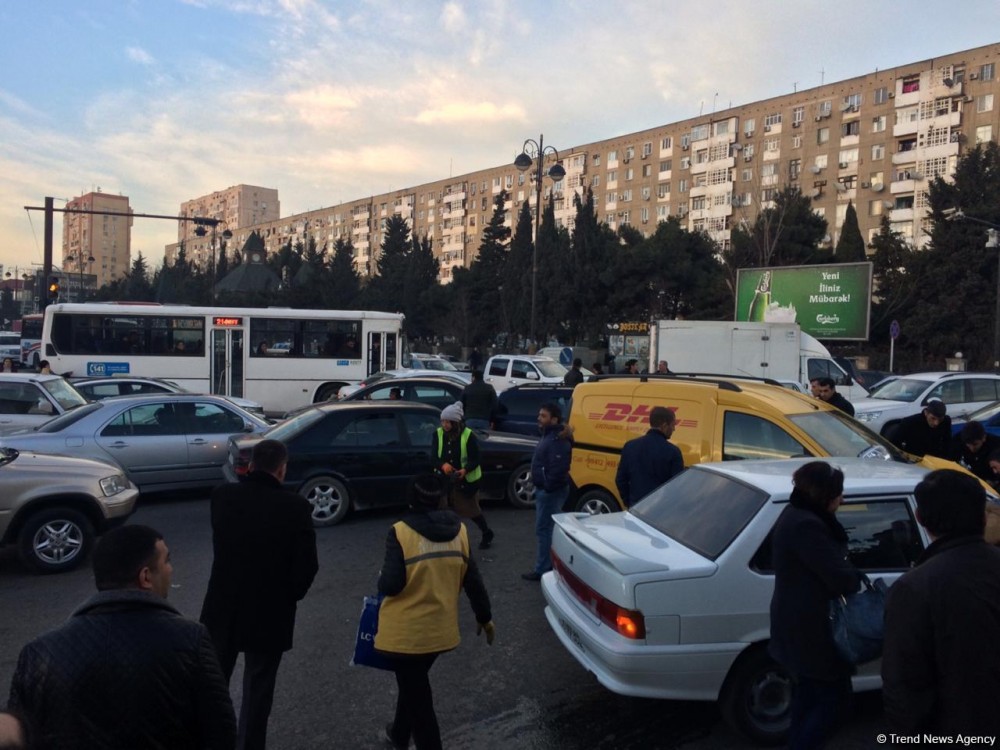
2, 0, 999, 274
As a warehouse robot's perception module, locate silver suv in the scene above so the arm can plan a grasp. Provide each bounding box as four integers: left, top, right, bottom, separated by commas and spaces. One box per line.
853, 371, 1000, 435
0, 373, 89, 435
0, 446, 138, 573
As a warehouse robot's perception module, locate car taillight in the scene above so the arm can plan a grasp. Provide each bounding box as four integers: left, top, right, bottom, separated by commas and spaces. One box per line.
551, 550, 646, 640
233, 446, 253, 477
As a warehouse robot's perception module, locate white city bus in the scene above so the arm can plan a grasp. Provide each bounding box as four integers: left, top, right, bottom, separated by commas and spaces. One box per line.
42, 303, 405, 415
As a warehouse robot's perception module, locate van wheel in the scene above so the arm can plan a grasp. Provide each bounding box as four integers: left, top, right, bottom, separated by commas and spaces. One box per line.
506, 464, 534, 509
300, 476, 351, 526
718, 645, 791, 746
17, 508, 94, 573
576, 489, 620, 514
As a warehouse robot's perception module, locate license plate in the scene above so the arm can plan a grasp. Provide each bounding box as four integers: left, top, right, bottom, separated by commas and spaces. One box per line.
559, 617, 585, 651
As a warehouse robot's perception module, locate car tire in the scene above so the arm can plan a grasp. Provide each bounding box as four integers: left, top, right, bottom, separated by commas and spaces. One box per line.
506, 463, 534, 510
718, 644, 792, 746
299, 476, 351, 527
17, 507, 94, 574
576, 488, 620, 514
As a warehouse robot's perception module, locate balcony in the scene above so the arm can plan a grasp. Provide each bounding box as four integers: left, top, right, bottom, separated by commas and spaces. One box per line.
892, 149, 918, 166
890, 207, 915, 222
890, 178, 917, 195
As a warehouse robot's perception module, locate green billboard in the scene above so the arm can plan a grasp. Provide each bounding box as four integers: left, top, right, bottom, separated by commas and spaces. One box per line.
735, 262, 872, 340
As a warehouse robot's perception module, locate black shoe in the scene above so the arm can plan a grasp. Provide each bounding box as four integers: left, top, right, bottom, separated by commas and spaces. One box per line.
383, 722, 407, 749
521, 571, 542, 581
479, 529, 495, 549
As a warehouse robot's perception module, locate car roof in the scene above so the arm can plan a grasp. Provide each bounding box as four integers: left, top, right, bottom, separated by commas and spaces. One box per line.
490, 354, 557, 362
697, 457, 930, 496
293, 400, 441, 415
899, 371, 1000, 380
85, 392, 242, 406
71, 376, 172, 384
352, 377, 463, 393
0, 373, 68, 383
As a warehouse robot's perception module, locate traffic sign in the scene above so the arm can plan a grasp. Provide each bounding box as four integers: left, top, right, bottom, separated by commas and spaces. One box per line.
890, 320, 900, 340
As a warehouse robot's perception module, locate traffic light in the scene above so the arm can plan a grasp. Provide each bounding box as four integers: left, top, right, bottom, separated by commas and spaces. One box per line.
48, 276, 60, 301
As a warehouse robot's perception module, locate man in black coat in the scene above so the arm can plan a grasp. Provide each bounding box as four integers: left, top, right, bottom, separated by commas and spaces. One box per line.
882, 469, 1000, 736
200, 439, 318, 750
884, 400, 952, 458
8, 524, 237, 749
809, 376, 855, 416
615, 406, 684, 507
950, 420, 1000, 481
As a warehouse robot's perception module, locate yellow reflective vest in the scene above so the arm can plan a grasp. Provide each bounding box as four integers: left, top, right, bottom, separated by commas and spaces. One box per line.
375, 521, 470, 654
435, 427, 482, 483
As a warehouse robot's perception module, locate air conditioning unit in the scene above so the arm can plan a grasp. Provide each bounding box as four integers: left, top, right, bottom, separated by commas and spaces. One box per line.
682, 144, 689, 151
641, 153, 648, 159
965, 96, 975, 103
888, 92, 895, 98
839, 162, 849, 169
861, 181, 872, 188
764, 125, 772, 132
792, 121, 801, 128
623, 157, 630, 163
815, 115, 824, 122
971, 72, 980, 80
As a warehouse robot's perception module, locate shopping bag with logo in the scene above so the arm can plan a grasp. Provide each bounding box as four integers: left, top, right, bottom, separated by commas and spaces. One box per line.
350, 594, 393, 670
829, 573, 888, 665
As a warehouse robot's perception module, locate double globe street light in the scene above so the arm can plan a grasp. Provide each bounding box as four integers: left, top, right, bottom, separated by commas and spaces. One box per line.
514, 135, 565, 349
194, 221, 233, 304
65, 253, 95, 302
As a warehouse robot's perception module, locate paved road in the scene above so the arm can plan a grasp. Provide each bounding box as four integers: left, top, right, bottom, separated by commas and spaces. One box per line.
0, 493, 889, 748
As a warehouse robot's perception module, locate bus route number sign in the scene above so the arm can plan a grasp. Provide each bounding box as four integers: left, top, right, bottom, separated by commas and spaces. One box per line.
87, 362, 131, 376
213, 317, 243, 327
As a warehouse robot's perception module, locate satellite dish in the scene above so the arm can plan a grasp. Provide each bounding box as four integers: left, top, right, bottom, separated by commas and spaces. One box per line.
871, 183, 885, 192
731, 143, 743, 151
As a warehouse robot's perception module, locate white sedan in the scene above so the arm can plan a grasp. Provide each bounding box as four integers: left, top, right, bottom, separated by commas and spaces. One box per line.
542, 458, 935, 745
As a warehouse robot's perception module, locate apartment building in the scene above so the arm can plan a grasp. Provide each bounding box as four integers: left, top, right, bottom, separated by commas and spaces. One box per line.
62, 191, 132, 291
170, 42, 1000, 283
165, 185, 280, 269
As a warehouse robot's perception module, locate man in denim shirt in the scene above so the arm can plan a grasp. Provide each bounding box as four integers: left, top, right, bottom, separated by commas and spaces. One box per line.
522, 402, 573, 581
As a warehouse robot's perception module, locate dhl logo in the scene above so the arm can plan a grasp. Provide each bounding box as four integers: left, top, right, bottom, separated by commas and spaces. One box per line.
587, 402, 697, 428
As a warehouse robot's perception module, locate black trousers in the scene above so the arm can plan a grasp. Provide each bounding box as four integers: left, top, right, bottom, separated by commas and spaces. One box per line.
217, 644, 284, 750
387, 653, 441, 750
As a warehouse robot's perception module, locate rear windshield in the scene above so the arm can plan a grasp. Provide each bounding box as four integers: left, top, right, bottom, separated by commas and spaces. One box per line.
631, 468, 769, 559
534, 360, 567, 378
42, 378, 89, 410
867, 377, 932, 402
265, 407, 327, 441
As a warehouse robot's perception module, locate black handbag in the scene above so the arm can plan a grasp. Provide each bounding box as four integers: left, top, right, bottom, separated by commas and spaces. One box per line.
829, 573, 888, 665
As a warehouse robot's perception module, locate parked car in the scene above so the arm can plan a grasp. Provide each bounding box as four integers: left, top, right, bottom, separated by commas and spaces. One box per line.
0, 445, 138, 573
224, 401, 539, 526
852, 371, 1000, 435
568, 374, 958, 514
951, 399, 1000, 437
0, 373, 90, 435
335, 369, 471, 402
2, 394, 270, 493
542, 457, 937, 745
832, 356, 872, 391
857, 369, 892, 389
341, 377, 465, 410
71, 376, 265, 416
485, 354, 568, 393
493, 384, 574, 436
402, 353, 461, 372
438, 354, 472, 372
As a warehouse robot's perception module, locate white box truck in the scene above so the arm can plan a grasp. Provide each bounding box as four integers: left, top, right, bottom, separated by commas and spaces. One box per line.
648, 321, 869, 401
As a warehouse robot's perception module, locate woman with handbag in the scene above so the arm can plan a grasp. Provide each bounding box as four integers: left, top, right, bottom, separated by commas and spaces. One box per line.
374, 473, 495, 750
768, 461, 862, 749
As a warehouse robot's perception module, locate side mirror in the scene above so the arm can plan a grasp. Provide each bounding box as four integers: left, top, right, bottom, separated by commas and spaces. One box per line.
526, 370, 540, 380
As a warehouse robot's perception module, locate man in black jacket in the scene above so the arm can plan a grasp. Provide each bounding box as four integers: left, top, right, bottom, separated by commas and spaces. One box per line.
950, 420, 1000, 481
884, 400, 952, 458
8, 524, 237, 749
200, 439, 318, 750
460, 370, 498, 430
615, 406, 683, 507
809, 376, 855, 416
882, 469, 1000, 737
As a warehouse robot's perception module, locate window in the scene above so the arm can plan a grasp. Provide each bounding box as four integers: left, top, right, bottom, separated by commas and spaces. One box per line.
642, 164, 653, 177
817, 127, 830, 145
620, 189, 632, 202
744, 118, 755, 135
657, 183, 670, 198
678, 179, 687, 193
842, 121, 861, 137
818, 101, 833, 116
642, 142, 653, 157
488, 358, 508, 377
661, 136, 672, 150
592, 154, 601, 166
815, 154, 829, 169
981, 63, 995, 81
625, 168, 634, 181
680, 157, 691, 170
761, 163, 777, 177
977, 125, 993, 144
606, 191, 616, 204
335, 413, 400, 448
722, 412, 806, 461
592, 175, 601, 187
741, 168, 753, 182
625, 146, 635, 160
789, 158, 802, 181
691, 196, 707, 211
843, 93, 862, 109
872, 115, 886, 133
764, 138, 780, 152
608, 170, 617, 183
102, 403, 183, 437
792, 134, 802, 149
641, 186, 651, 200
608, 150, 617, 162
901, 76, 920, 94
978, 94, 994, 113
869, 200, 883, 217
640, 207, 650, 222
839, 148, 859, 165
188, 402, 245, 435
696, 149, 710, 164
874, 86, 889, 105
764, 113, 782, 127
793, 106, 804, 124
659, 160, 672, 172
927, 379, 970, 406
872, 144, 885, 160
691, 124, 710, 141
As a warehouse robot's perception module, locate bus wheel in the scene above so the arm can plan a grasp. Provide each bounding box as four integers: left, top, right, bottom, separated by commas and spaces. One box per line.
300, 476, 350, 526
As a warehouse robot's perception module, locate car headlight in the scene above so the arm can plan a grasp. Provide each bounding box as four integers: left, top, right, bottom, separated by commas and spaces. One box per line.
856, 411, 881, 422
100, 474, 129, 496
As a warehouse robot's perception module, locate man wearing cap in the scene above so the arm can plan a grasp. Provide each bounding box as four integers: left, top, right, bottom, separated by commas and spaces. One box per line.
432, 402, 495, 549
884, 400, 953, 459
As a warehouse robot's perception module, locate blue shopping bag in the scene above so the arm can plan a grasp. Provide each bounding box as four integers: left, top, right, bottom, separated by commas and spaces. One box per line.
350, 594, 393, 670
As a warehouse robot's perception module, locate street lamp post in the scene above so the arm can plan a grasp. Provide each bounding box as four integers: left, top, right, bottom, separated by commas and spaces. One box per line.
65, 254, 95, 302
514, 134, 565, 350
945, 208, 1000, 369
194, 221, 233, 304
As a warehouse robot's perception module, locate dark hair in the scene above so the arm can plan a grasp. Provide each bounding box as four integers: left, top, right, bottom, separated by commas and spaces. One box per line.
471, 369, 484, 381
409, 473, 445, 508
92, 525, 163, 591
251, 439, 288, 473
592, 362, 602, 370
989, 449, 1000, 464
915, 469, 986, 537
790, 461, 844, 513
649, 406, 675, 429
540, 401, 562, 422
811, 376, 835, 388
961, 420, 987, 443
573, 358, 582, 367
924, 399, 947, 418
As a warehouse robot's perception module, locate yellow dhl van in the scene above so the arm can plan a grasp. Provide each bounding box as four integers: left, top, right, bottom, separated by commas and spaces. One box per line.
568, 375, 965, 513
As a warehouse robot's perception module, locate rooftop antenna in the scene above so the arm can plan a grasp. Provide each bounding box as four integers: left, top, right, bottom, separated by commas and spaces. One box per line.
819, 67, 825, 85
